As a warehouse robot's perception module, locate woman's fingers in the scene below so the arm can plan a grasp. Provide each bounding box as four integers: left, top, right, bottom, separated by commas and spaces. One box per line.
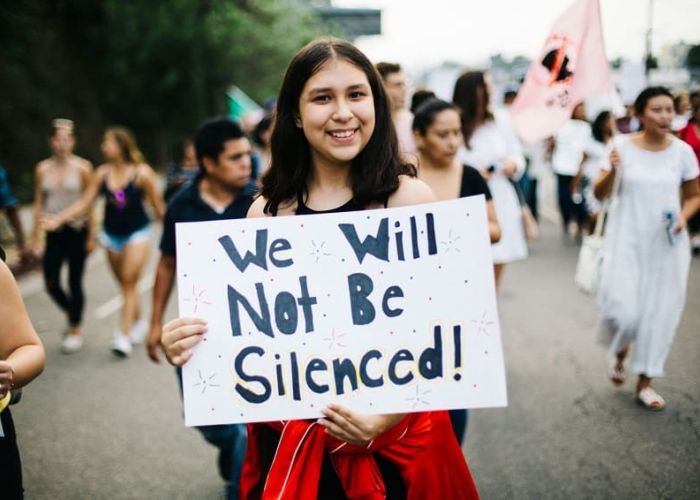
161, 317, 207, 366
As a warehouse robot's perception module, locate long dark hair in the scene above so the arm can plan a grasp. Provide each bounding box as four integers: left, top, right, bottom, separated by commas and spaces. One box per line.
452, 71, 493, 149
412, 98, 457, 136
261, 37, 415, 215
591, 110, 612, 143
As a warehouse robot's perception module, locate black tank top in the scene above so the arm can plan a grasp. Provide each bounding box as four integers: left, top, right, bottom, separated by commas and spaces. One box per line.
100, 175, 150, 236
264, 191, 406, 499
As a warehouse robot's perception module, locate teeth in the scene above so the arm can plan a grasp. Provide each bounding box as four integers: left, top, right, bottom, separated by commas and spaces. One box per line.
330, 130, 354, 138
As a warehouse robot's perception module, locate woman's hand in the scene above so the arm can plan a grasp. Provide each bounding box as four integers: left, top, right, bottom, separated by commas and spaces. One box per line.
318, 404, 404, 446
609, 148, 621, 171
161, 317, 207, 366
41, 214, 62, 232
673, 214, 688, 234
0, 361, 14, 399
85, 234, 97, 254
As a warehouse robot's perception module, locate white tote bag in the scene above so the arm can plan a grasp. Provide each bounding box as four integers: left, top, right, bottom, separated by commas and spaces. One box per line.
575, 154, 623, 296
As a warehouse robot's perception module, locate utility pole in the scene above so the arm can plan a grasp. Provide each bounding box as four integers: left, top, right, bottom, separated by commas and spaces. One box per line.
644, 0, 655, 78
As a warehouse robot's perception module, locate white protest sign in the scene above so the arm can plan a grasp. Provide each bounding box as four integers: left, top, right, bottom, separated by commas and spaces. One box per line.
176, 196, 507, 426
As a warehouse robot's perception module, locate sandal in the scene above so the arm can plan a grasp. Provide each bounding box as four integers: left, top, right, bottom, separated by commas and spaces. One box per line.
608, 358, 626, 386
636, 387, 666, 411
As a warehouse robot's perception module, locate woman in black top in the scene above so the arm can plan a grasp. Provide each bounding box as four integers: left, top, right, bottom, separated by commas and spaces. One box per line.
413, 98, 500, 242
44, 127, 165, 357
413, 98, 501, 444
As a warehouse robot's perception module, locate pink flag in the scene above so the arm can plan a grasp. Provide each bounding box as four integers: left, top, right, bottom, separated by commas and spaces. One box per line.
510, 0, 612, 143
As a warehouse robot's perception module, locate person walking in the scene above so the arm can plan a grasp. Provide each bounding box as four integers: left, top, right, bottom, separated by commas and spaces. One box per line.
594, 87, 700, 410
0, 164, 30, 266
376, 61, 417, 155
453, 70, 527, 290
31, 119, 95, 353
43, 127, 165, 357
147, 117, 256, 499
413, 97, 500, 444
162, 38, 479, 499
552, 102, 593, 240
0, 245, 46, 499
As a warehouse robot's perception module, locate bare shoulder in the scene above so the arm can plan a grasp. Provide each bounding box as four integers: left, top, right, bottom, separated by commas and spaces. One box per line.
137, 163, 155, 177
387, 175, 437, 208
247, 196, 269, 218
95, 164, 110, 177
35, 159, 50, 175
247, 196, 296, 217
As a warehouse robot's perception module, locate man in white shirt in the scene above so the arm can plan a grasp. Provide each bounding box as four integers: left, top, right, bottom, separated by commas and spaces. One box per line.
551, 103, 592, 239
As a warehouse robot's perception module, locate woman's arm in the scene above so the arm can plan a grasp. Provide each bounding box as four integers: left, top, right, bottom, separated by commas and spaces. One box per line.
486, 199, 501, 243
0, 260, 45, 398
138, 164, 165, 220
30, 162, 46, 253
676, 178, 700, 233
80, 161, 98, 252
593, 148, 620, 201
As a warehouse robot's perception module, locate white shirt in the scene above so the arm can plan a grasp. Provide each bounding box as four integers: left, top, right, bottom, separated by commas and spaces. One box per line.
551, 119, 592, 176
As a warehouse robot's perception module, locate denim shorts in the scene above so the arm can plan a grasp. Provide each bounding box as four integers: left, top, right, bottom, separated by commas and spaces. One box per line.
99, 225, 151, 252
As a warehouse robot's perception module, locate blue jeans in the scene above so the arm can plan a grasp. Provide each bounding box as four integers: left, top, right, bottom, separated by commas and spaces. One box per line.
176, 368, 247, 499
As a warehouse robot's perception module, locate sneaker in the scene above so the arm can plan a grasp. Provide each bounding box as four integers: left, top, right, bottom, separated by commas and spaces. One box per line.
61, 334, 84, 354
111, 333, 132, 358
129, 319, 148, 345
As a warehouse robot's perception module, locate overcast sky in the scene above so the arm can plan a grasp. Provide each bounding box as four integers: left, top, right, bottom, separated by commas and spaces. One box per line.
332, 0, 700, 71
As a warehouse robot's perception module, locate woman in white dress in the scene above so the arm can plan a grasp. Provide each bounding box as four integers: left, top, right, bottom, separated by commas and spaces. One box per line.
594, 87, 700, 410
453, 71, 527, 289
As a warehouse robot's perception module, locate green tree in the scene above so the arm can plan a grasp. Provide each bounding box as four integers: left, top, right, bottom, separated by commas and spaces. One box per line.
0, 0, 324, 199
686, 44, 700, 68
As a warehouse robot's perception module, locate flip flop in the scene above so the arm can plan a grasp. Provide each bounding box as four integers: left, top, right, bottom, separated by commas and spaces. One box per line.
636, 387, 666, 411
608, 358, 626, 386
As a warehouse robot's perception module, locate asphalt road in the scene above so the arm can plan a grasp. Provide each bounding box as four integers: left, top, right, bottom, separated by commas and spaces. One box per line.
12, 216, 700, 499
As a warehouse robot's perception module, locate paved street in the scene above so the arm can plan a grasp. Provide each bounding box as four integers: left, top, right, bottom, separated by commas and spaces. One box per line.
12, 215, 700, 499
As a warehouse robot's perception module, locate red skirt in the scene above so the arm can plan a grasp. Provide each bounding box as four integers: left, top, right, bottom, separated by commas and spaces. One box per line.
240, 410, 479, 499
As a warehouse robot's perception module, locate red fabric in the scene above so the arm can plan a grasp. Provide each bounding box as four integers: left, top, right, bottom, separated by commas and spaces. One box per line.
240, 411, 479, 500
679, 123, 700, 177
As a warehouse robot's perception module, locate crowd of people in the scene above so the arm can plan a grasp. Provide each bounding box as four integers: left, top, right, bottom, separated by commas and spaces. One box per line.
1, 36, 699, 499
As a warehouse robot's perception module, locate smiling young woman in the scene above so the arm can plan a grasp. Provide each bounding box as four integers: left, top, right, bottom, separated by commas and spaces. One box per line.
162, 38, 479, 499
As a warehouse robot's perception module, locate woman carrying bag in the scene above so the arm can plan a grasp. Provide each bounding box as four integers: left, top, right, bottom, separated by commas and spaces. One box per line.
593, 87, 700, 410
